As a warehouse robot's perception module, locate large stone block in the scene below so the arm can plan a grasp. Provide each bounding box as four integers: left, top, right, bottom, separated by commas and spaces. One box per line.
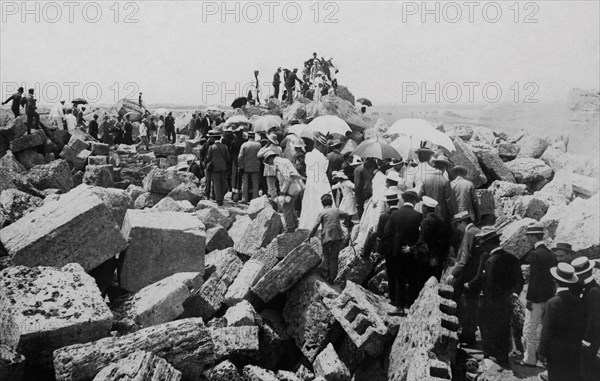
134, 192, 165, 209
258, 309, 295, 369
0, 185, 126, 270
112, 272, 202, 333
206, 226, 234, 253
252, 241, 321, 303
9, 129, 46, 153
73, 149, 92, 170
153, 144, 178, 158
87, 155, 108, 166
313, 343, 351, 381
25, 159, 74, 193
92, 351, 181, 381
211, 326, 260, 364
242, 365, 279, 381
516, 135, 549, 159
119, 210, 206, 292
506, 158, 553, 184
197, 207, 235, 229
207, 360, 241, 381
224, 259, 268, 307
497, 142, 520, 161
143, 168, 198, 195
0, 150, 27, 173
334, 244, 373, 287
0, 188, 43, 225
0, 344, 25, 381
15, 148, 45, 170
83, 164, 114, 188
283, 273, 341, 362
475, 150, 516, 183
152, 196, 184, 212
234, 207, 283, 256
499, 217, 538, 259
540, 203, 569, 239
265, 230, 310, 259
88, 186, 132, 228
247, 195, 271, 219
167, 182, 203, 206
0, 264, 113, 370
90, 142, 109, 156
555, 194, 600, 259
224, 300, 260, 327
500, 195, 549, 221
52, 318, 214, 381
229, 215, 252, 247
444, 137, 487, 188
541, 146, 599, 178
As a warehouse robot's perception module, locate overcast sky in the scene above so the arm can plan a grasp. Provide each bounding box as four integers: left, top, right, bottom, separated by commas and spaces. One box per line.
1, 1, 598, 106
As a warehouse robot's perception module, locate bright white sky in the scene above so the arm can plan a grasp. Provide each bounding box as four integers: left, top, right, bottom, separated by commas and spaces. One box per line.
1, 1, 598, 106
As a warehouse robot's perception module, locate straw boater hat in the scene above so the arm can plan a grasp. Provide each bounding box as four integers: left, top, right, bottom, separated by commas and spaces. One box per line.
401, 190, 420, 203
388, 158, 406, 167
422, 196, 438, 209
476, 226, 500, 243
267, 133, 279, 145
525, 222, 544, 235
550, 263, 579, 284
314, 132, 329, 147
247, 131, 256, 138
552, 242, 575, 254
349, 155, 363, 166
432, 155, 451, 167
571, 257, 597, 275
453, 210, 470, 223
207, 130, 221, 138
451, 165, 468, 177
386, 171, 402, 184
384, 189, 400, 203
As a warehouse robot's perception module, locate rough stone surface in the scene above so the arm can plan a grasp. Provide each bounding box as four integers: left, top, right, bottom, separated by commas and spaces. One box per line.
0, 264, 114, 370
234, 207, 283, 256
265, 230, 311, 259
229, 214, 252, 247
258, 309, 295, 370
497, 142, 520, 161
153, 144, 178, 158
211, 326, 260, 364
91, 351, 182, 381
0, 188, 43, 226
506, 158, 553, 184
206, 226, 234, 253
516, 135, 549, 159
25, 159, 73, 193
224, 300, 260, 327
134, 192, 165, 209
73, 149, 92, 170
207, 360, 241, 381
0, 151, 27, 173
540, 146, 599, 178
444, 137, 487, 188
53, 318, 214, 381
313, 343, 351, 381
334, 244, 373, 286
167, 182, 203, 206
151, 196, 184, 212
243, 365, 279, 381
540, 203, 569, 238
9, 129, 46, 153
119, 210, 206, 292
282, 273, 341, 362
475, 150, 516, 183
0, 185, 126, 270
143, 168, 198, 195
15, 148, 46, 170
499, 217, 539, 259
500, 195, 549, 221
197, 207, 235, 230
224, 259, 268, 307
0, 344, 25, 381
252, 241, 322, 302
83, 164, 114, 188
489, 180, 528, 199
86, 186, 131, 228
247, 195, 271, 219
87, 155, 108, 166
554, 194, 600, 259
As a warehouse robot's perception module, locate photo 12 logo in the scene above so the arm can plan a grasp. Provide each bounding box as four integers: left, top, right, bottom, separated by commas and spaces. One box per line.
201, 1, 340, 23
401, 82, 540, 104
201, 81, 281, 105
1, 1, 140, 23
2, 81, 141, 104
401, 1, 540, 23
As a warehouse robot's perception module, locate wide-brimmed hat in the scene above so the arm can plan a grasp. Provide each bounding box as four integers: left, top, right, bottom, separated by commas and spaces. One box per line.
386, 171, 402, 184
552, 242, 574, 254
422, 196, 438, 208
402, 190, 421, 203
247, 131, 256, 138
453, 210, 470, 223
350, 155, 363, 166
314, 132, 329, 147
384, 189, 400, 203
388, 158, 406, 167
207, 130, 221, 138
451, 165, 468, 176
263, 149, 279, 160
432, 155, 451, 166
571, 257, 597, 275
267, 133, 279, 145
550, 262, 579, 284
476, 226, 500, 243
526, 222, 544, 235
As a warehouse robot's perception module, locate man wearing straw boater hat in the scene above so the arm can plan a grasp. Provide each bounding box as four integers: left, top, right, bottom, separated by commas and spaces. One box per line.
571, 256, 600, 381
539, 262, 585, 381
463, 227, 523, 368
518, 222, 558, 367
238, 131, 261, 203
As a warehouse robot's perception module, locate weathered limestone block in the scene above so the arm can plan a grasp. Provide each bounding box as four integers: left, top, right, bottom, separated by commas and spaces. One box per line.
234, 206, 284, 256
497, 142, 520, 161
119, 210, 206, 292
334, 244, 373, 286
112, 272, 202, 333
211, 326, 260, 364
83, 164, 114, 188
88, 186, 131, 228
538, 169, 575, 202
197, 207, 235, 230
206, 226, 234, 253
68, 137, 89, 153
475, 150, 515, 183
475, 189, 495, 216
247, 195, 271, 219
9, 129, 46, 153
0, 264, 114, 370
555, 194, 600, 259
224, 259, 268, 307
499, 217, 538, 259
126, 185, 145, 207
506, 158, 553, 184
540, 203, 569, 238
501, 195, 549, 221
0, 344, 25, 381
90, 142, 109, 156
143, 168, 198, 195
0, 185, 126, 270
152, 196, 183, 212
167, 182, 203, 206
73, 149, 92, 170
541, 146, 599, 179
0, 150, 27, 173
516, 135, 549, 159
228, 214, 252, 247
92, 351, 181, 381
207, 360, 241, 381
388, 278, 459, 381
153, 144, 178, 158
283, 273, 341, 362
444, 137, 487, 188
224, 300, 260, 327
25, 159, 73, 193
264, 230, 311, 259
277, 370, 302, 381
489, 180, 527, 199
571, 172, 600, 198
134, 192, 165, 209
0, 188, 43, 224
313, 343, 351, 381
252, 241, 322, 302
87, 155, 108, 166
53, 318, 214, 381
243, 365, 279, 381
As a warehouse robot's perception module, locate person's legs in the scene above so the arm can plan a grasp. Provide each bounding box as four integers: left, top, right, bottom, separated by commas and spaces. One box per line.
286, 85, 293, 104
321, 242, 331, 280
274, 84, 279, 99
205, 170, 213, 199
26, 113, 33, 134
523, 302, 545, 364
385, 254, 399, 306
12, 108, 19, 118
251, 172, 260, 200
213, 171, 224, 205
241, 172, 249, 202
282, 195, 298, 232
328, 240, 341, 282
459, 294, 479, 344
266, 176, 278, 199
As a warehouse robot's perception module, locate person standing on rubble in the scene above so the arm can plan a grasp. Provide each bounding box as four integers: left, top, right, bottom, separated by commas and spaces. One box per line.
207, 131, 230, 206
88, 114, 99, 140
165, 112, 176, 144
273, 67, 282, 99
2, 86, 24, 118
123, 114, 134, 145
285, 68, 303, 104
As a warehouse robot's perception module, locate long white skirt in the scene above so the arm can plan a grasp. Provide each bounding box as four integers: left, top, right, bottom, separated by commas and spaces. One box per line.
299, 150, 332, 230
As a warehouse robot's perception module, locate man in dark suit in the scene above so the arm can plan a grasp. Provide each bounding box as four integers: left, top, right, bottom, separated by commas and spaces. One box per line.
419, 155, 457, 224
468, 228, 524, 368
519, 222, 558, 367
273, 67, 282, 99
571, 257, 600, 381
207, 131, 230, 206
539, 263, 585, 381
448, 211, 481, 345
383, 190, 423, 313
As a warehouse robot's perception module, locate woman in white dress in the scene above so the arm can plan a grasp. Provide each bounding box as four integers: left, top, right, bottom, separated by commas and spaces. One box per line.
298, 139, 332, 230
331, 172, 357, 215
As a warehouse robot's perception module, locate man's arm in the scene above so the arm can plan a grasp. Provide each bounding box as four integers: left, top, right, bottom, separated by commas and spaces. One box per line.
308, 212, 322, 239
2, 95, 13, 105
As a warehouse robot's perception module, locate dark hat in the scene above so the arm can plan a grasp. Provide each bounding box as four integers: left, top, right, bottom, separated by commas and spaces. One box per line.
401, 190, 420, 202
415, 142, 434, 154
267, 133, 278, 145
451, 165, 468, 176
550, 263, 579, 284
571, 257, 597, 275
525, 222, 544, 235
476, 226, 500, 243
28, 88, 34, 93
314, 132, 328, 147
453, 210, 470, 223
552, 242, 574, 253
432, 155, 451, 166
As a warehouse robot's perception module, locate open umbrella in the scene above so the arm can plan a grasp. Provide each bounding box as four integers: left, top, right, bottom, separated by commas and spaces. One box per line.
231, 97, 248, 109
356, 98, 373, 107
353, 138, 402, 160
224, 115, 251, 126
286, 123, 308, 137
153, 108, 169, 117
304, 115, 351, 138
72, 97, 88, 105
253, 115, 283, 132
387, 118, 455, 152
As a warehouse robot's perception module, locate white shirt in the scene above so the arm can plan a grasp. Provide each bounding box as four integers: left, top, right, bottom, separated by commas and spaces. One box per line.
139, 122, 148, 137
49, 103, 64, 119
65, 114, 77, 130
